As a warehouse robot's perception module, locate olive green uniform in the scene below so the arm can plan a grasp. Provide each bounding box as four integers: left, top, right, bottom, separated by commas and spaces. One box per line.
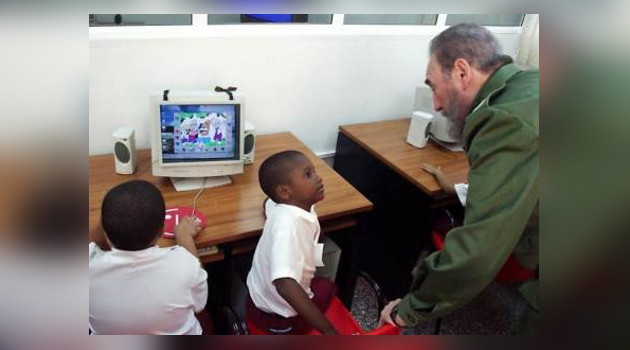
397, 64, 539, 333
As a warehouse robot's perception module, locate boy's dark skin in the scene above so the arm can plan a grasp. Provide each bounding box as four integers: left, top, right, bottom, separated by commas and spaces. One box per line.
90, 217, 201, 257
267, 155, 337, 335
89, 181, 211, 332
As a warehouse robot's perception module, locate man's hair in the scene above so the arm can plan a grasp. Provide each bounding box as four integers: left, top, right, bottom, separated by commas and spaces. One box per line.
430, 23, 513, 74
101, 180, 166, 251
258, 150, 307, 203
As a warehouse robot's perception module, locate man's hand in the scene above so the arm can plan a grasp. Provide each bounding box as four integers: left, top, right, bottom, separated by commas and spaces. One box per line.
378, 298, 406, 328
422, 163, 455, 194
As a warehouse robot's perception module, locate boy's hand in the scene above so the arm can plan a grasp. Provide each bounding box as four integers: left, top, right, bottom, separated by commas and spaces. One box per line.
174, 216, 202, 238
174, 216, 201, 258
273, 278, 339, 335
422, 163, 455, 194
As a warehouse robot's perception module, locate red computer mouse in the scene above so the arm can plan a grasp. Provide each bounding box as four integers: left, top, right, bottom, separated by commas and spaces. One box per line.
163, 206, 207, 239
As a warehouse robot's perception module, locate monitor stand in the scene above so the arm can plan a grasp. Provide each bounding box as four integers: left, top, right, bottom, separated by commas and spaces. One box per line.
170, 176, 232, 192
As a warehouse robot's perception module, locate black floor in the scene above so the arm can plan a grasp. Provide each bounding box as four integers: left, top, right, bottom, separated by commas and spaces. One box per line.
230, 253, 528, 335
350, 276, 528, 335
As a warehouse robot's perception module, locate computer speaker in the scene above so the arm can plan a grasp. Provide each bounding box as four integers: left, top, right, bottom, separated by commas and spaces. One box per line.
243, 121, 255, 165
407, 111, 434, 149
112, 127, 137, 175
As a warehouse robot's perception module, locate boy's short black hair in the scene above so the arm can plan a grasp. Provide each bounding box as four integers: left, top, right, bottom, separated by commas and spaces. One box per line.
101, 180, 165, 251
258, 150, 307, 203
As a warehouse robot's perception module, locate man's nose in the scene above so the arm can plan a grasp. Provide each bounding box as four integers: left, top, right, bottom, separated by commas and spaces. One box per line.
433, 94, 443, 112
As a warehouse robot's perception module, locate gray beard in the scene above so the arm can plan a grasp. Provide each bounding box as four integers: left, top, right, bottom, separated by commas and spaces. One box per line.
446, 113, 466, 141
442, 90, 466, 141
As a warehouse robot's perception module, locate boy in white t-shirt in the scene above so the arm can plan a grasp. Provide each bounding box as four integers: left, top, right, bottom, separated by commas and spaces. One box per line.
246, 150, 339, 335
89, 180, 209, 335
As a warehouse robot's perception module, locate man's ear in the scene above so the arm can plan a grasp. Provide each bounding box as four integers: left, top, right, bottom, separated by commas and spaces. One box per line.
453, 58, 472, 89
275, 184, 291, 201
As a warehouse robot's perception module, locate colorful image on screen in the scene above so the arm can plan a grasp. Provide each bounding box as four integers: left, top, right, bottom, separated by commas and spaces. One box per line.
160, 104, 239, 163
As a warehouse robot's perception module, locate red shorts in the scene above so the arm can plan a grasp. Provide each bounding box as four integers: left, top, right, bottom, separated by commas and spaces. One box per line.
246, 277, 338, 335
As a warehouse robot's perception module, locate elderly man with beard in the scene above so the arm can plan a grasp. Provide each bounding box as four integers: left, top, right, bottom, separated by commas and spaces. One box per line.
379, 23, 539, 334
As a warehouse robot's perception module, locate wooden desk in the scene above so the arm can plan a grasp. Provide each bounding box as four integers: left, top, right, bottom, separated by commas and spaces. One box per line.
89, 132, 372, 306
339, 118, 469, 197
333, 118, 469, 298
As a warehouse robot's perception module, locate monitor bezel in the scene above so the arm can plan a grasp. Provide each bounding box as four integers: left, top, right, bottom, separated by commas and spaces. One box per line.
151, 91, 245, 178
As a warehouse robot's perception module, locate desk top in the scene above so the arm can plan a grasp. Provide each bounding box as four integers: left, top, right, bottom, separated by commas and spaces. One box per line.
89, 132, 372, 249
339, 118, 469, 196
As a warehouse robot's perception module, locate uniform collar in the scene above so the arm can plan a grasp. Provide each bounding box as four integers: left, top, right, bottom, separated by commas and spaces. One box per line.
276, 203, 318, 223
469, 63, 520, 115
462, 64, 521, 150
110, 245, 161, 256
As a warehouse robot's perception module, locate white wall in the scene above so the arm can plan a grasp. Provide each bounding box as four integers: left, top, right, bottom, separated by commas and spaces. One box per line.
89, 31, 520, 156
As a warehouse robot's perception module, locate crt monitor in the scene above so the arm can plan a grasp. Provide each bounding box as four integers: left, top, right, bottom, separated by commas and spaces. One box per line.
151, 91, 244, 191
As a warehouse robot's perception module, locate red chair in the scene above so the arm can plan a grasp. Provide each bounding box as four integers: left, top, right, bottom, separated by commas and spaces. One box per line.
430, 210, 536, 334
224, 272, 400, 335
245, 297, 399, 335
431, 218, 536, 284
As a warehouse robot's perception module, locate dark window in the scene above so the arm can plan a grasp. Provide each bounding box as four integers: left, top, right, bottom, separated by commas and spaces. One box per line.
446, 14, 525, 27
344, 14, 438, 25
208, 14, 332, 24
89, 14, 192, 27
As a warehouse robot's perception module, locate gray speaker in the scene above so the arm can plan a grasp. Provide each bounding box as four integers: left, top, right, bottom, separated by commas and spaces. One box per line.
243, 121, 255, 165
112, 127, 137, 174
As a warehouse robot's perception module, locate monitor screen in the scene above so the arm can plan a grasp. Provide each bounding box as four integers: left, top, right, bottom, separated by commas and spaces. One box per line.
159, 104, 240, 163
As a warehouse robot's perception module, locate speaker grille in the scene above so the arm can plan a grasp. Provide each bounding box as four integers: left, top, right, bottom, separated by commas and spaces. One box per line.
114, 142, 130, 163
244, 134, 255, 154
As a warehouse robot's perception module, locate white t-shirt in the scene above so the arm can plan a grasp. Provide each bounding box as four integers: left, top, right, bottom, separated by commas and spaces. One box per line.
246, 199, 325, 318
89, 243, 208, 335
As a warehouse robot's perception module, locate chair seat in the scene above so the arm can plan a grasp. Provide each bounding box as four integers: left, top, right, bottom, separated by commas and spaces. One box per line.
245, 297, 399, 335
432, 231, 535, 283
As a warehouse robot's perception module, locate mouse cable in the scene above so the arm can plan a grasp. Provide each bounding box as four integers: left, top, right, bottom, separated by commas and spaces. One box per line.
191, 177, 207, 217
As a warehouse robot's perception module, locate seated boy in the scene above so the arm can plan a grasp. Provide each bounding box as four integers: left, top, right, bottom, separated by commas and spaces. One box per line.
246, 150, 339, 335
89, 180, 208, 335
